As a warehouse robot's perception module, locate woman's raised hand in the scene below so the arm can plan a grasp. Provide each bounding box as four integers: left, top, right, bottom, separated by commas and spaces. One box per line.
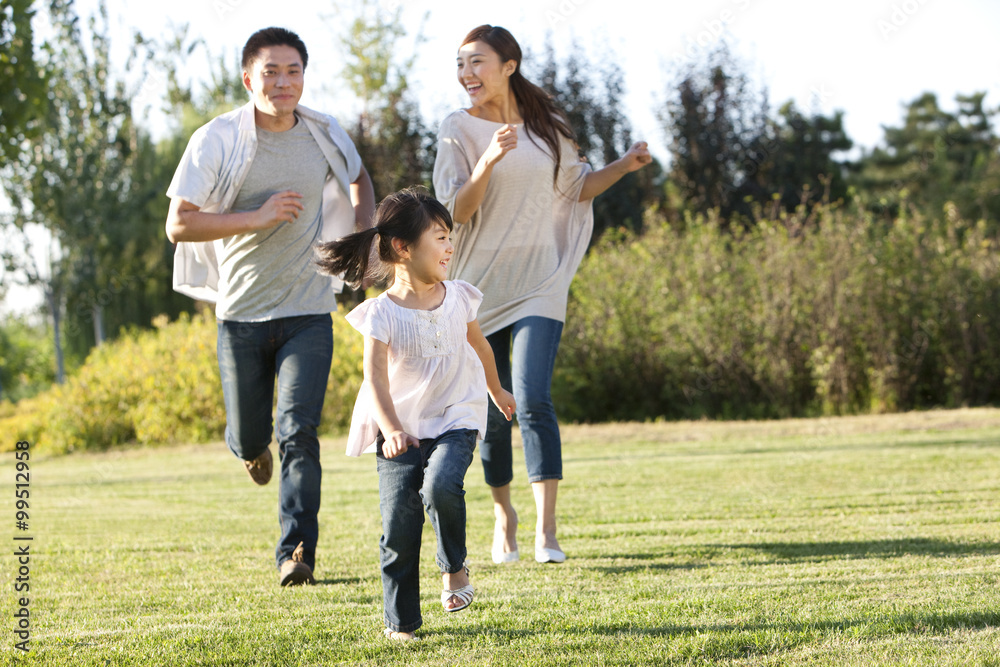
483, 124, 518, 166
619, 141, 653, 173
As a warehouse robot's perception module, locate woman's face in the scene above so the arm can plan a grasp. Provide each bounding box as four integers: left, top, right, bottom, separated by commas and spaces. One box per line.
456, 40, 515, 107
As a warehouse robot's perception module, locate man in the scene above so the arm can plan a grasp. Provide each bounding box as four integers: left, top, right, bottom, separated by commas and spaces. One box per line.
165, 27, 375, 586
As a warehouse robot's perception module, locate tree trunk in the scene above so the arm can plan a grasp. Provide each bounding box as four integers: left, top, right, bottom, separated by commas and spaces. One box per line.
45, 287, 66, 384
92, 303, 105, 346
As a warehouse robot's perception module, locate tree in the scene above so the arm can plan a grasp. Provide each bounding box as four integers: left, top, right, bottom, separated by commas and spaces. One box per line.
660, 42, 770, 223
854, 91, 1000, 224
335, 0, 434, 200
0, 0, 170, 376
765, 101, 853, 211
0, 0, 47, 164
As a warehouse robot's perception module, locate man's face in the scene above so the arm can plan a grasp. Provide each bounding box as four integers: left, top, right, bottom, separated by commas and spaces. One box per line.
242, 45, 304, 120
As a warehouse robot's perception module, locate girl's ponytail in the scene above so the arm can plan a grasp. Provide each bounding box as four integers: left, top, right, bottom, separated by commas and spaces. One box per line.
315, 187, 453, 290
315, 226, 385, 289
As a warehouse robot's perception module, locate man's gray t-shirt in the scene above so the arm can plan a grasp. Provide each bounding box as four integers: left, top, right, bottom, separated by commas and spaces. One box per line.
217, 116, 340, 321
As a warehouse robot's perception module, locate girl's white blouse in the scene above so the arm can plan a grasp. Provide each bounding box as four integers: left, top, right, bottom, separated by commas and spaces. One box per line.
343, 280, 488, 456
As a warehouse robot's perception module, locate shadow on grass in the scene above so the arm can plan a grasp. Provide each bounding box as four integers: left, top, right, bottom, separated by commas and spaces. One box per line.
569, 436, 1000, 465
588, 552, 709, 575
437, 610, 1000, 645
315, 576, 371, 586
714, 537, 1000, 561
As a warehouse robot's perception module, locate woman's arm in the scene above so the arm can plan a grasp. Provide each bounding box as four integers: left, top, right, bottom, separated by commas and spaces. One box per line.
451, 124, 519, 224
467, 319, 516, 420
364, 336, 419, 458
578, 141, 653, 202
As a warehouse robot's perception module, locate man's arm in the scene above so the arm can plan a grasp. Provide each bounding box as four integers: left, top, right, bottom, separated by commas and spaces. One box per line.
350, 165, 376, 231
165, 191, 306, 243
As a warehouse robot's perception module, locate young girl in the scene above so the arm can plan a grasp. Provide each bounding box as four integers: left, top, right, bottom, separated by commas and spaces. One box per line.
316, 188, 516, 641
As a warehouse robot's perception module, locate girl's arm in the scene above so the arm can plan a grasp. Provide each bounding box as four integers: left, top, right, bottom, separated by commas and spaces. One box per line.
451, 124, 518, 224
578, 141, 653, 202
467, 319, 516, 420
364, 336, 419, 458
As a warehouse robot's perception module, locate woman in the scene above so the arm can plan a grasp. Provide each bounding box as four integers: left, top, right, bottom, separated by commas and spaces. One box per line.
433, 25, 651, 564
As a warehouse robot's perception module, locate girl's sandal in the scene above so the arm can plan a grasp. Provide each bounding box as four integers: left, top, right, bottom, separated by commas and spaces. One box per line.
441, 583, 474, 612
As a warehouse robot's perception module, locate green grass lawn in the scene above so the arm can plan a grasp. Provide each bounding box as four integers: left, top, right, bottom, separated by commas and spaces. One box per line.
4, 408, 1000, 665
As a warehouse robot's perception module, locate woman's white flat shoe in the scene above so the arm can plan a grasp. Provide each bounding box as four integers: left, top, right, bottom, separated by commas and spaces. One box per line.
492, 548, 520, 564
534, 547, 566, 564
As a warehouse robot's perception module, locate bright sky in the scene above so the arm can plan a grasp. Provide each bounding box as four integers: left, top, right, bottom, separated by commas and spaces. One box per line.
82, 0, 1000, 158
5, 0, 1000, 317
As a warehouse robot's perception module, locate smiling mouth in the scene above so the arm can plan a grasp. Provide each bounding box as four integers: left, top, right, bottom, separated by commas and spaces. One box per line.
465, 83, 482, 95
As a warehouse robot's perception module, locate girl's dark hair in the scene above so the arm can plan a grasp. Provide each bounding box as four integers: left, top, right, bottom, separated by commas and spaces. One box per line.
461, 24, 576, 182
242, 27, 309, 71
315, 188, 453, 289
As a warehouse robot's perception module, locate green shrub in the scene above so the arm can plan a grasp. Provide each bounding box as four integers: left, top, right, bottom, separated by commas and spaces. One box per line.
1, 309, 364, 454
555, 201, 1000, 422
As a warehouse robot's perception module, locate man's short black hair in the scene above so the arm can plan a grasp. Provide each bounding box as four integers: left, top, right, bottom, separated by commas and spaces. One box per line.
242, 27, 308, 71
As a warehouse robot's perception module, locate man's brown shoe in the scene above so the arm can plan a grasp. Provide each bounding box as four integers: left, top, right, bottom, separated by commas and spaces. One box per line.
279, 542, 315, 586
244, 448, 273, 485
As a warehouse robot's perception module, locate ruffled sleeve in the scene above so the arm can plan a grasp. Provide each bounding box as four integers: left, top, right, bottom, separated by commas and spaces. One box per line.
449, 280, 484, 323
345, 296, 391, 344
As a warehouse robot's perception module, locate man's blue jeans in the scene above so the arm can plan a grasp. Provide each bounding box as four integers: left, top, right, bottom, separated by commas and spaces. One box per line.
376, 429, 477, 633
481, 316, 564, 487
217, 313, 332, 572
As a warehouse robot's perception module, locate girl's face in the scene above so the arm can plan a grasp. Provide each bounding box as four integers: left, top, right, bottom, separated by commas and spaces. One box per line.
456, 40, 515, 107
401, 220, 453, 284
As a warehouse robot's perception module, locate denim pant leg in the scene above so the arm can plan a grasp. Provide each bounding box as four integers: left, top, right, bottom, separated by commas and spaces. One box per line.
481, 317, 564, 485
273, 314, 332, 571
377, 440, 426, 633
421, 429, 477, 574
481, 326, 515, 487
218, 320, 276, 464
510, 317, 564, 482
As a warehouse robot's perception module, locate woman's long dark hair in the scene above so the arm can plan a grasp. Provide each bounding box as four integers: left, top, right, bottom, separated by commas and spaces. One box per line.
315, 188, 453, 289
461, 24, 576, 182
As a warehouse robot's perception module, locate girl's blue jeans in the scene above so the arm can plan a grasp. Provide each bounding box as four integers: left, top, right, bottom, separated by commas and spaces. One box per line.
482, 316, 564, 487
376, 428, 477, 633
216, 313, 332, 573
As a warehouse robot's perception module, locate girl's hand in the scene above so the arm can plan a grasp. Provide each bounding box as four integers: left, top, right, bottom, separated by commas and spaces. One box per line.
483, 124, 518, 167
383, 430, 419, 459
490, 388, 517, 421
618, 141, 653, 173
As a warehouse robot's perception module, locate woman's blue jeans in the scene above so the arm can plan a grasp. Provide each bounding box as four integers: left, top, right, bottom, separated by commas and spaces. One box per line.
482, 316, 564, 487
217, 313, 332, 572
376, 428, 477, 633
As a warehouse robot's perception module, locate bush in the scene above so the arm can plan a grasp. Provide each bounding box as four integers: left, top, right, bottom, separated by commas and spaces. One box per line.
555, 201, 1000, 422
1, 309, 364, 455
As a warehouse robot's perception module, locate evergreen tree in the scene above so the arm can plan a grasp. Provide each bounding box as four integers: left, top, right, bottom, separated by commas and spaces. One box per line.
767, 102, 853, 210
855, 91, 1000, 224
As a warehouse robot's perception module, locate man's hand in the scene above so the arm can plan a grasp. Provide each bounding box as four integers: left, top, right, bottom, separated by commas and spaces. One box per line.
256, 190, 304, 228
